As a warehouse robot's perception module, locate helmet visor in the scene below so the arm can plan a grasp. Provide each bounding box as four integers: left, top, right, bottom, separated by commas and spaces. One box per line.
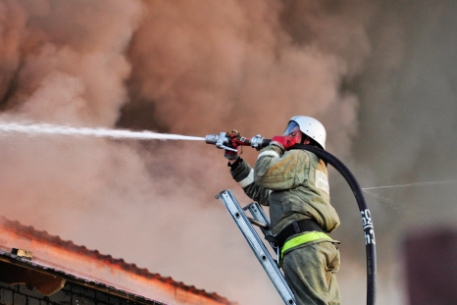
282, 121, 300, 136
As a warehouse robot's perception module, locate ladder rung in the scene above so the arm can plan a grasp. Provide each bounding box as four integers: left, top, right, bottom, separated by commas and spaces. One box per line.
247, 217, 268, 229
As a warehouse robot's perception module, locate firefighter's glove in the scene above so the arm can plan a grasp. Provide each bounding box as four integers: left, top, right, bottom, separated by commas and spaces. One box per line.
270, 135, 297, 151
224, 130, 243, 161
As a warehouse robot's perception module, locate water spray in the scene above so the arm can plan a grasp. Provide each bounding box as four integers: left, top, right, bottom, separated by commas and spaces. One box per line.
0, 122, 205, 141
362, 180, 457, 191
361, 180, 457, 215
206, 131, 377, 305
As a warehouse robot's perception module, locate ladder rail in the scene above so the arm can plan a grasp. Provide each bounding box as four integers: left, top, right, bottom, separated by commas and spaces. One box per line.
244, 202, 282, 265
216, 190, 296, 305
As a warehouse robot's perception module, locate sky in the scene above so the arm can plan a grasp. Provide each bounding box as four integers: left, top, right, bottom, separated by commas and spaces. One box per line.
1, 1, 457, 305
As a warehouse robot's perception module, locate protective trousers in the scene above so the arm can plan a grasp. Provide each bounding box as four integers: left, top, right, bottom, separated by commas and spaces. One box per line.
282, 240, 341, 305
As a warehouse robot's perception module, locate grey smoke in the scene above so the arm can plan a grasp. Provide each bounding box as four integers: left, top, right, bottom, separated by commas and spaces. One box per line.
0, 1, 456, 305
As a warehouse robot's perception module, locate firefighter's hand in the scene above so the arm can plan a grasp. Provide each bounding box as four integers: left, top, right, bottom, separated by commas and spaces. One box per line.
270, 135, 297, 151
224, 130, 242, 161
224, 150, 239, 161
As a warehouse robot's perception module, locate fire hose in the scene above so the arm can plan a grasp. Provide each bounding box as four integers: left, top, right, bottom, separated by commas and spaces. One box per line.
205, 132, 377, 305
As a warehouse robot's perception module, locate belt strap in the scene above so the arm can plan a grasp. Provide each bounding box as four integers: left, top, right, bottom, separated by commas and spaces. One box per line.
275, 219, 323, 248
281, 231, 332, 257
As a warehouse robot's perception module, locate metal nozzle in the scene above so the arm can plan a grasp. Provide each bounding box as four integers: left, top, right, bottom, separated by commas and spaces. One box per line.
204, 133, 221, 145
205, 132, 271, 151
205, 132, 237, 152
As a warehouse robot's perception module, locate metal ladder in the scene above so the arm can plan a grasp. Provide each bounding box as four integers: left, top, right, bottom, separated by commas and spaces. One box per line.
216, 190, 296, 305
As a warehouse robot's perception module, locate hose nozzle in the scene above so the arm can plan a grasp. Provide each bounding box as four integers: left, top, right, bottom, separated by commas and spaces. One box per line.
205, 132, 270, 151
205, 132, 237, 151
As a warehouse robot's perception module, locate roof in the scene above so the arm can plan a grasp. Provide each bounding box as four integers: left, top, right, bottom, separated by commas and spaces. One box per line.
0, 216, 236, 305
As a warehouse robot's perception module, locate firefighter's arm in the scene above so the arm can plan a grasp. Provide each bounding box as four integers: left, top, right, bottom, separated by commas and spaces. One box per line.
254, 145, 309, 190
229, 158, 270, 205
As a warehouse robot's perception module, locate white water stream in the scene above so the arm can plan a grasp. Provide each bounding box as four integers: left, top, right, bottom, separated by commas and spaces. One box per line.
0, 122, 205, 141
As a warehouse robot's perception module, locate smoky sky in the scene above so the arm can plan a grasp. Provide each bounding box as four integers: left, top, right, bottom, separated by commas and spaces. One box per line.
1, 1, 456, 305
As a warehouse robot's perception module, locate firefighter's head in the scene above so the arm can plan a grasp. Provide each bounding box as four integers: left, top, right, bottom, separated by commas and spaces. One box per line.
282, 116, 326, 149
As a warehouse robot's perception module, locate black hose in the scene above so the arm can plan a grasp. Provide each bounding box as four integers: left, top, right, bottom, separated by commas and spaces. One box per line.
262, 140, 377, 305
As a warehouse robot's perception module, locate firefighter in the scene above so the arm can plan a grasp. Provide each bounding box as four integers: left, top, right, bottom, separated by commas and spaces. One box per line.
224, 116, 341, 305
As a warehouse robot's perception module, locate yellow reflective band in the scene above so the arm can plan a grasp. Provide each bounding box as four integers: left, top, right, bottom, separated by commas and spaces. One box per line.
281, 231, 331, 257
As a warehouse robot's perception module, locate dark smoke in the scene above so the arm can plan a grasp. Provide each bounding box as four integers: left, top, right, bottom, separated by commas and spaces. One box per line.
1, 1, 456, 305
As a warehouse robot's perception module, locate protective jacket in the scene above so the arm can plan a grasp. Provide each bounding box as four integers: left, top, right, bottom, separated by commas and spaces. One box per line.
230, 144, 342, 305
230, 145, 340, 236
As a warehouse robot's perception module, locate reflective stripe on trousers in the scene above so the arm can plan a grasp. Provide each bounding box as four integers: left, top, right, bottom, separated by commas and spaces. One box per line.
281, 231, 332, 258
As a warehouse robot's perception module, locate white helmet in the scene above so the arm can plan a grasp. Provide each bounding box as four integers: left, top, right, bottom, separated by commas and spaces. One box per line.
283, 116, 326, 149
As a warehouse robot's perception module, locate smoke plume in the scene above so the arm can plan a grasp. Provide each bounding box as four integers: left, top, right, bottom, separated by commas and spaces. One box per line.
1, 1, 456, 305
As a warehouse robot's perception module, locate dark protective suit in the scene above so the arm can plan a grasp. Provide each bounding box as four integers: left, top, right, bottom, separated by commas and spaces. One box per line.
230, 144, 341, 305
